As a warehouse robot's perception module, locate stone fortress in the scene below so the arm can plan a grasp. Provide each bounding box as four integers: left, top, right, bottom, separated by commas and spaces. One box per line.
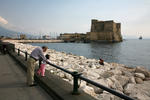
59, 19, 123, 42
86, 19, 122, 42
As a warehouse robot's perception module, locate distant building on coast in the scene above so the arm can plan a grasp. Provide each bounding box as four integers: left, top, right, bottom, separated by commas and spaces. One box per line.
59, 33, 86, 42
20, 34, 26, 40
86, 19, 122, 42
42, 35, 51, 40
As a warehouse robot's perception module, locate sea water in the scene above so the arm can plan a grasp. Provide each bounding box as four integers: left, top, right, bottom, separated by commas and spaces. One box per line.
29, 39, 150, 69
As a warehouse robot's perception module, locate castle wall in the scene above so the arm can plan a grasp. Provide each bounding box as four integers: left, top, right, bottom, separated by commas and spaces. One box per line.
89, 32, 98, 40
104, 21, 114, 32
113, 23, 122, 42
88, 19, 122, 42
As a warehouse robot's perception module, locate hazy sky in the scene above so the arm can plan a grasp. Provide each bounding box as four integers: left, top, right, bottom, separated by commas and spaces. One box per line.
0, 0, 150, 38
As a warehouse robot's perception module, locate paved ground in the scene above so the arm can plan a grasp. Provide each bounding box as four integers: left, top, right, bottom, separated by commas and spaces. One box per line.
0, 53, 53, 100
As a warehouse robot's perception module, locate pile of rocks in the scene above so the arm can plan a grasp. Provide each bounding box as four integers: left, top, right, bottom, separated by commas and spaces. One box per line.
8, 41, 150, 100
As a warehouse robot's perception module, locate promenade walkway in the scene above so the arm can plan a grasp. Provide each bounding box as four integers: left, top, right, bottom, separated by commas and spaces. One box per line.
0, 54, 53, 100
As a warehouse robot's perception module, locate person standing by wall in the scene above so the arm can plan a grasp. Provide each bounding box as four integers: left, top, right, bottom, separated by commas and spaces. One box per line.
27, 46, 48, 87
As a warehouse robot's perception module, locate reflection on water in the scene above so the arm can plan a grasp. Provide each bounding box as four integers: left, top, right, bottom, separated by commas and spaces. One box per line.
29, 39, 150, 69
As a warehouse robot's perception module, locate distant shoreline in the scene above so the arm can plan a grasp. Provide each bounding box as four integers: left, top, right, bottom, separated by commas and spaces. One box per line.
2, 39, 64, 43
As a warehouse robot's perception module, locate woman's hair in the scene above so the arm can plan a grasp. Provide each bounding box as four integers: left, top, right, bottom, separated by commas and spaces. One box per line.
45, 54, 50, 59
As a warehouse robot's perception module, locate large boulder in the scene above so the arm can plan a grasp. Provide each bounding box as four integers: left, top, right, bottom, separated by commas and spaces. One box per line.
124, 81, 150, 100
135, 73, 145, 79
135, 67, 150, 77
100, 71, 114, 78
144, 77, 150, 81
63, 61, 68, 66
82, 85, 97, 97
110, 75, 129, 88
89, 79, 109, 94
114, 75, 129, 87
135, 77, 144, 84
79, 81, 87, 89
88, 63, 96, 69
124, 83, 135, 95
111, 81, 123, 92
98, 92, 124, 100
109, 76, 124, 92
129, 76, 136, 84
63, 73, 72, 81
79, 56, 85, 59
110, 69, 122, 75
87, 78, 114, 94
98, 92, 113, 100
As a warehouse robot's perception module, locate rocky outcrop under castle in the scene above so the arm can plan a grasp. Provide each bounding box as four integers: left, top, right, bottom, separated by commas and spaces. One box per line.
6, 41, 150, 100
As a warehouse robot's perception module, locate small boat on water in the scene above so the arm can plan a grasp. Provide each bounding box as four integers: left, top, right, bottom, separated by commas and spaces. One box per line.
139, 36, 142, 40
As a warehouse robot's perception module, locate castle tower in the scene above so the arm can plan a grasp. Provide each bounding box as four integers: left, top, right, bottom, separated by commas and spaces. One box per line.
87, 19, 122, 42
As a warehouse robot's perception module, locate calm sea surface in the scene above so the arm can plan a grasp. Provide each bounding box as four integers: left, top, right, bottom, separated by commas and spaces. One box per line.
29, 39, 150, 69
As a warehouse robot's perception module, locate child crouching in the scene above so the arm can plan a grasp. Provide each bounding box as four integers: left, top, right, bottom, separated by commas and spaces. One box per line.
37, 54, 50, 77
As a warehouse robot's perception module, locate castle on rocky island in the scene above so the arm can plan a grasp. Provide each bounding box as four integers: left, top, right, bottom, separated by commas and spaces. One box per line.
86, 19, 122, 42
59, 19, 123, 42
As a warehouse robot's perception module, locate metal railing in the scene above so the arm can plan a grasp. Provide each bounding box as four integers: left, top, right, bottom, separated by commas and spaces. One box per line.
13, 48, 135, 100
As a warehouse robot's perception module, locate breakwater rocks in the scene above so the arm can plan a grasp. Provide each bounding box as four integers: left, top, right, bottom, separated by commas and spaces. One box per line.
8, 41, 150, 100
